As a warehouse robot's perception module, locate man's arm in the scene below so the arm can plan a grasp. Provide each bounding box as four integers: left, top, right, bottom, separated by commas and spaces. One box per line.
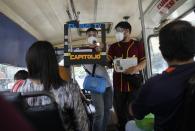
128, 82, 152, 120
124, 41, 146, 74
107, 55, 113, 68
107, 44, 115, 68
124, 59, 146, 75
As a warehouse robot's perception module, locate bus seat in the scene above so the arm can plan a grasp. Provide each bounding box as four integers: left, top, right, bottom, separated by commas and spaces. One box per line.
21, 91, 66, 131
0, 91, 27, 111
0, 91, 66, 130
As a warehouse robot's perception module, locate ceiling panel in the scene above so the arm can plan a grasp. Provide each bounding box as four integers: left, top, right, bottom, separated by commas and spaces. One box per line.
0, 0, 154, 46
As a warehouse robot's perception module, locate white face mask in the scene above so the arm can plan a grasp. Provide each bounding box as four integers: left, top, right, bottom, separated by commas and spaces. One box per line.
87, 36, 97, 45
115, 32, 124, 42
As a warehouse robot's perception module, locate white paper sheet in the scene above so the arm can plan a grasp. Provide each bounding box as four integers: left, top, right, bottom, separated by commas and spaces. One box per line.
113, 57, 138, 72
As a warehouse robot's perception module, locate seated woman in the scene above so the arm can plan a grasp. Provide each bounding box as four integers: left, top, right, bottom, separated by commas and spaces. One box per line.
17, 41, 89, 131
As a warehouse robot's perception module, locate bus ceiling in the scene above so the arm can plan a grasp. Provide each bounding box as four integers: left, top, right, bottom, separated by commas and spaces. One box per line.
0, 0, 159, 46
0, 0, 194, 48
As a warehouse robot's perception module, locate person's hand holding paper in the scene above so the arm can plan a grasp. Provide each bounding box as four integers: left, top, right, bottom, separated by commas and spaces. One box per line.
113, 56, 138, 73
123, 65, 139, 75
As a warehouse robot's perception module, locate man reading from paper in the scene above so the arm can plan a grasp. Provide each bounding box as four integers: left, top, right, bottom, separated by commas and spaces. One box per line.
107, 21, 146, 131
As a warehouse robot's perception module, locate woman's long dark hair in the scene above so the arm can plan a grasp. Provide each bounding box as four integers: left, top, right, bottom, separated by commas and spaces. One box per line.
26, 41, 64, 90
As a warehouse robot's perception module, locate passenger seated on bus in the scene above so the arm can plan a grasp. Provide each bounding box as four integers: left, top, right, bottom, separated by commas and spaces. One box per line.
129, 20, 195, 131
59, 65, 93, 124
12, 70, 28, 92
16, 41, 89, 131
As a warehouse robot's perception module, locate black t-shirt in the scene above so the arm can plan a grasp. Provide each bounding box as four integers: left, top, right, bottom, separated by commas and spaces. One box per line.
132, 62, 195, 131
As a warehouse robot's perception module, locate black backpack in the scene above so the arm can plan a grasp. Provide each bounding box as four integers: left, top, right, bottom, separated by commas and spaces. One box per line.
178, 74, 195, 131
158, 74, 195, 131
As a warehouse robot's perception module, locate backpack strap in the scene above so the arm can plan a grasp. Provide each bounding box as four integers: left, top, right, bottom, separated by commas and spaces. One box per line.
83, 64, 97, 77
92, 64, 96, 77
83, 66, 91, 75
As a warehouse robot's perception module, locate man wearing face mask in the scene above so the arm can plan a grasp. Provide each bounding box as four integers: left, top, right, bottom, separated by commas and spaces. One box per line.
83, 28, 113, 131
107, 21, 146, 131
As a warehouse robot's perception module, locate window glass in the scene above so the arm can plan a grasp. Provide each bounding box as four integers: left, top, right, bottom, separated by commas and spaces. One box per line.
0, 64, 26, 91
149, 37, 168, 75
181, 11, 195, 26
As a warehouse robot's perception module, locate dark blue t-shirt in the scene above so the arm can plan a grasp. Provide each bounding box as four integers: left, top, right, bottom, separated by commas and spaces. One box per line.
132, 62, 195, 131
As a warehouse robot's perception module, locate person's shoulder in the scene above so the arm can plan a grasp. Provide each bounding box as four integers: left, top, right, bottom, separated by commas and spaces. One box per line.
109, 42, 119, 48
111, 42, 119, 45
67, 81, 78, 87
142, 74, 162, 91
23, 79, 34, 86
132, 39, 143, 45
147, 74, 163, 84
17, 79, 31, 92
53, 81, 79, 97
63, 81, 80, 91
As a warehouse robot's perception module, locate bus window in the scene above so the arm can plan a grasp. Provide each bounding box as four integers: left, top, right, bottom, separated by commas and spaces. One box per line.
0, 64, 26, 91
149, 36, 168, 75
181, 11, 195, 25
